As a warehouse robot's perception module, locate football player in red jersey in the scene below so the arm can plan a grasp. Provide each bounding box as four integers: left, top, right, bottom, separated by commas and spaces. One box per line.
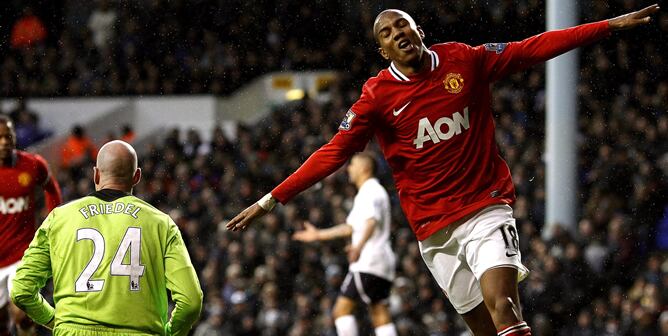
228, 5, 659, 336
0, 115, 62, 336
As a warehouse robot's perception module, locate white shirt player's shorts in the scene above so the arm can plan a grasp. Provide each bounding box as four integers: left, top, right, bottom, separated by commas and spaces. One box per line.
418, 204, 529, 314
0, 261, 19, 308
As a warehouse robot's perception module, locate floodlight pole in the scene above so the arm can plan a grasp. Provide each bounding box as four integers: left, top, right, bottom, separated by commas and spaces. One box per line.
544, 0, 578, 239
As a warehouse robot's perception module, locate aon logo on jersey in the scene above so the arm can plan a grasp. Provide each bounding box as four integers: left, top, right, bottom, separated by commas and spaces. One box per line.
413, 107, 470, 149
0, 196, 29, 214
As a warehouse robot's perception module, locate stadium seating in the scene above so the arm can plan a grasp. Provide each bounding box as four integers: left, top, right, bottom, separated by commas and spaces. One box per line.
2, 1, 667, 335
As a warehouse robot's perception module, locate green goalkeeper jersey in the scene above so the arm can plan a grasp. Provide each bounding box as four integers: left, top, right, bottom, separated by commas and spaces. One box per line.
11, 189, 203, 336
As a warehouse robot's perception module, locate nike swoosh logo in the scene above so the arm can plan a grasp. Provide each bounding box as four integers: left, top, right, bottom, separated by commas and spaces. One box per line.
392, 101, 411, 116
506, 252, 518, 257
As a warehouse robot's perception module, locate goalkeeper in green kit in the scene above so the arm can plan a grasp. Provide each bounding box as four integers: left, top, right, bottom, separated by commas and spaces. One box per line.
10, 140, 203, 336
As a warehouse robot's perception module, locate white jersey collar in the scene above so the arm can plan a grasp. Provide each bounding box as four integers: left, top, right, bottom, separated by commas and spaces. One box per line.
388, 49, 439, 82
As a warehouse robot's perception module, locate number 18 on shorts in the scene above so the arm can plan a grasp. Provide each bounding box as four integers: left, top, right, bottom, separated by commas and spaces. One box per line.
418, 205, 529, 314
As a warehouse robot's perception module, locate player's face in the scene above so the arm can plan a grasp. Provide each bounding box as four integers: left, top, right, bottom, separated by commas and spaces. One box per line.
347, 157, 361, 183
375, 11, 425, 66
0, 122, 16, 161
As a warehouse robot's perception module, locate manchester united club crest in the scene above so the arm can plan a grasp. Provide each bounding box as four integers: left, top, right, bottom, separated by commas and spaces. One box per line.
18, 172, 31, 187
443, 73, 464, 94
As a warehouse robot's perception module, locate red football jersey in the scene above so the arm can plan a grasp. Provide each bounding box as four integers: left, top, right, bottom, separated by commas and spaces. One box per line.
272, 21, 610, 240
0, 150, 61, 267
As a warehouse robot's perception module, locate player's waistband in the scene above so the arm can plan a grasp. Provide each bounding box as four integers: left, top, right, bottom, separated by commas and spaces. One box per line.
412, 200, 511, 240
57, 322, 161, 335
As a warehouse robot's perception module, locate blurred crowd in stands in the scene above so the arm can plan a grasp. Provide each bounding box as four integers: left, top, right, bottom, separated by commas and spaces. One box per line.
1, 98, 51, 148
0, 0, 625, 97
2, 0, 668, 335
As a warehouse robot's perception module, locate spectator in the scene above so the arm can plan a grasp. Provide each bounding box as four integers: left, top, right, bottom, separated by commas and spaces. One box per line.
10, 7, 47, 49
120, 124, 135, 143
194, 310, 224, 336
87, 0, 117, 52
8, 98, 50, 148
60, 125, 97, 169
659, 311, 668, 336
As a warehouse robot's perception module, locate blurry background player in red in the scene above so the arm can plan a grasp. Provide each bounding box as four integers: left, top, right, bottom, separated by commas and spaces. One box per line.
0, 115, 62, 336
229, 4, 660, 336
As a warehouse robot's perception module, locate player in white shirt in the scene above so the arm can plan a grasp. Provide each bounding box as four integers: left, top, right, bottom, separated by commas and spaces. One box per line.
293, 152, 397, 336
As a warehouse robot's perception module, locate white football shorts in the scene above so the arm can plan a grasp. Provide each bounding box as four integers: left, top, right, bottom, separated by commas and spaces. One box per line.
0, 261, 19, 308
418, 204, 529, 314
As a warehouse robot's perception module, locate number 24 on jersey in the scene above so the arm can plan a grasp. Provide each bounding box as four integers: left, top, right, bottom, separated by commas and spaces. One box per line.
75, 227, 145, 292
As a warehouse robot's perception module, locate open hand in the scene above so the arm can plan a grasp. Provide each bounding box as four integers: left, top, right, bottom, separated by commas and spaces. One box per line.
608, 4, 660, 31
226, 203, 267, 231
292, 221, 320, 242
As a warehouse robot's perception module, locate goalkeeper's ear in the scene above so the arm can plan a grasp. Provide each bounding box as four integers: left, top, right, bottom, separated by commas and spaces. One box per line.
132, 168, 142, 187
93, 167, 101, 185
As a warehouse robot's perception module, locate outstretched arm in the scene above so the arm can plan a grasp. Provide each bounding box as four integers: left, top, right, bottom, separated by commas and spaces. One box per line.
608, 4, 660, 31
478, 4, 660, 81
227, 140, 362, 232
228, 87, 378, 232
292, 221, 353, 242
226, 139, 363, 232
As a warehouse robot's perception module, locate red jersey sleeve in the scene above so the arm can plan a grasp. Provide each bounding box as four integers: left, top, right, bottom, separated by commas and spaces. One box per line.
34, 154, 62, 211
271, 84, 377, 204
474, 20, 611, 82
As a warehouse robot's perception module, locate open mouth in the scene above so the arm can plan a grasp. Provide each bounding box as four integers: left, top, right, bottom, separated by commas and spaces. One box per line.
398, 39, 411, 50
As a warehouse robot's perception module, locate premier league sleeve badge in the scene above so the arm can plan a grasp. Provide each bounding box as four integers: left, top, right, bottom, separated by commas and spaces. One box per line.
339, 109, 356, 131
